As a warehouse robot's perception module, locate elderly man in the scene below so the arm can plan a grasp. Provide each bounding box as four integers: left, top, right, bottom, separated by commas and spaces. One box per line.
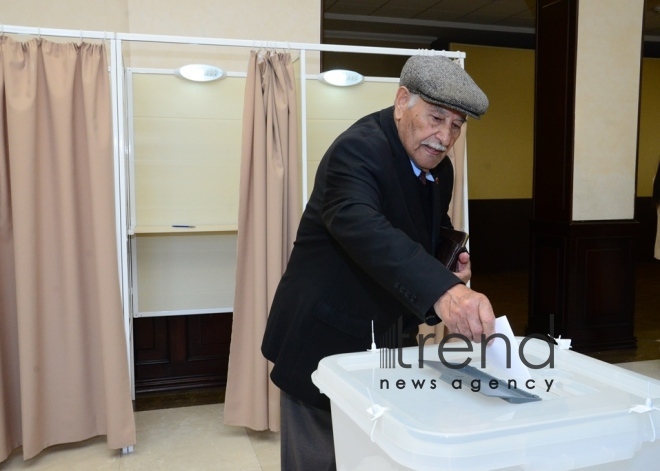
262, 54, 496, 470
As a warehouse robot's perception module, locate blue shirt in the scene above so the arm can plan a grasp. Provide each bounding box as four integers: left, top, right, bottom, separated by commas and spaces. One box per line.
410, 160, 435, 183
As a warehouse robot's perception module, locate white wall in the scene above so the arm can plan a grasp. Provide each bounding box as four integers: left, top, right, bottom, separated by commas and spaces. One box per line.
572, 0, 644, 220
1, 0, 321, 71
2, 0, 319, 41
1, 0, 130, 32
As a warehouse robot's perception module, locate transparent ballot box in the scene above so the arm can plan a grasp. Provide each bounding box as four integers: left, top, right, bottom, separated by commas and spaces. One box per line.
311, 338, 660, 471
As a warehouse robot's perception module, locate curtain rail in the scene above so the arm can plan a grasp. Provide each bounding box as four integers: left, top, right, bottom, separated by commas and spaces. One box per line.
1, 24, 465, 58
2, 25, 110, 41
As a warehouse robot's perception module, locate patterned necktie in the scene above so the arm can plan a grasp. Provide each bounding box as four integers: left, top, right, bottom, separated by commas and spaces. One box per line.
419, 171, 428, 185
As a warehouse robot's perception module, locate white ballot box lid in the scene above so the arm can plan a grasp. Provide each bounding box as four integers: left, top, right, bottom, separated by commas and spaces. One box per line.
311, 338, 660, 471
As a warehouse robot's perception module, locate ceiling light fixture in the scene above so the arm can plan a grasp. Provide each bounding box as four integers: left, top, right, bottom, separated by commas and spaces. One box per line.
175, 64, 226, 82
318, 69, 364, 87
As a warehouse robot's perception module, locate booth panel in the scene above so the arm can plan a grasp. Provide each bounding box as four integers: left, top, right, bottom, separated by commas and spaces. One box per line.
136, 233, 237, 314
306, 80, 398, 120
133, 117, 241, 227
132, 74, 246, 119
132, 74, 244, 228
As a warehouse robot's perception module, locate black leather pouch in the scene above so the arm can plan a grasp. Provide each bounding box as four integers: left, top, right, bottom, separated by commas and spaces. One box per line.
435, 227, 469, 272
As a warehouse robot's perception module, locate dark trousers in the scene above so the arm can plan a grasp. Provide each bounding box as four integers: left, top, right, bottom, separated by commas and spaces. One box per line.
280, 390, 337, 471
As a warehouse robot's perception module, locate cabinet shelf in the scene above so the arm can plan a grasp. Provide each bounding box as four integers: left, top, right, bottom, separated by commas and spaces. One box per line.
133, 232, 237, 315
130, 224, 238, 234
134, 307, 234, 318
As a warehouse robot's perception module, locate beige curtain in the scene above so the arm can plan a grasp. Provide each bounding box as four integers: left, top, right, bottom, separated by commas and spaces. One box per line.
0, 37, 135, 462
224, 51, 300, 432
447, 125, 468, 231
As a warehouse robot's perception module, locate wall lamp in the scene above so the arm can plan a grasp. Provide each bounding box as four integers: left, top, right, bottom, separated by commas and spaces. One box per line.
318, 69, 364, 87
175, 64, 226, 82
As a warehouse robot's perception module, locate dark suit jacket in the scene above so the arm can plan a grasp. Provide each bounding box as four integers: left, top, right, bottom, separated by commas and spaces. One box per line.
261, 107, 462, 409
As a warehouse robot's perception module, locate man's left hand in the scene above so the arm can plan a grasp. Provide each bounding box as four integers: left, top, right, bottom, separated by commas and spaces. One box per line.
454, 251, 471, 283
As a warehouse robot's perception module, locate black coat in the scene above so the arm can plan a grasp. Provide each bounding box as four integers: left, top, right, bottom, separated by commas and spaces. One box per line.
261, 107, 462, 409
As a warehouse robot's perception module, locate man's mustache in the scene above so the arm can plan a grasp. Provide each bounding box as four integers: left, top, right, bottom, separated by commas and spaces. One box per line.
421, 139, 447, 152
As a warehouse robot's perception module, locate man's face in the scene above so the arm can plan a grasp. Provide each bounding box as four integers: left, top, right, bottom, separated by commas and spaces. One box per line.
393, 86, 466, 172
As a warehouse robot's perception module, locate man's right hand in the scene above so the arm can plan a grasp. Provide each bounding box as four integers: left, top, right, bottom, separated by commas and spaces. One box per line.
433, 284, 495, 343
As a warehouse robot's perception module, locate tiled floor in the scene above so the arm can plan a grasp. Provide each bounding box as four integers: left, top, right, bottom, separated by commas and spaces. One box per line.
2, 261, 658, 470
615, 359, 660, 380
2, 361, 659, 470
1, 404, 280, 470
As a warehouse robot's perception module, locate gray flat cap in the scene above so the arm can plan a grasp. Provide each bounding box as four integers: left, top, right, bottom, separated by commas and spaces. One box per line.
400, 55, 489, 119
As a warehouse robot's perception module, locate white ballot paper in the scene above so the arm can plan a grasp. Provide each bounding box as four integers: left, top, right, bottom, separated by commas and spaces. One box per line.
485, 316, 532, 383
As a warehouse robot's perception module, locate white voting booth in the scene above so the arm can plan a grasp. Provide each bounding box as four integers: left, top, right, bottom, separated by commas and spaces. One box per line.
2, 25, 469, 402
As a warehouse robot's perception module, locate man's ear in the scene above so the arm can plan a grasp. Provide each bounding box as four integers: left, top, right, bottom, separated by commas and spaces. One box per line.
393, 86, 410, 120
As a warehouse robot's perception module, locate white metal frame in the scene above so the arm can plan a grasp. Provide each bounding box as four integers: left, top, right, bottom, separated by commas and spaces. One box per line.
109, 37, 136, 413
2, 23, 470, 401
